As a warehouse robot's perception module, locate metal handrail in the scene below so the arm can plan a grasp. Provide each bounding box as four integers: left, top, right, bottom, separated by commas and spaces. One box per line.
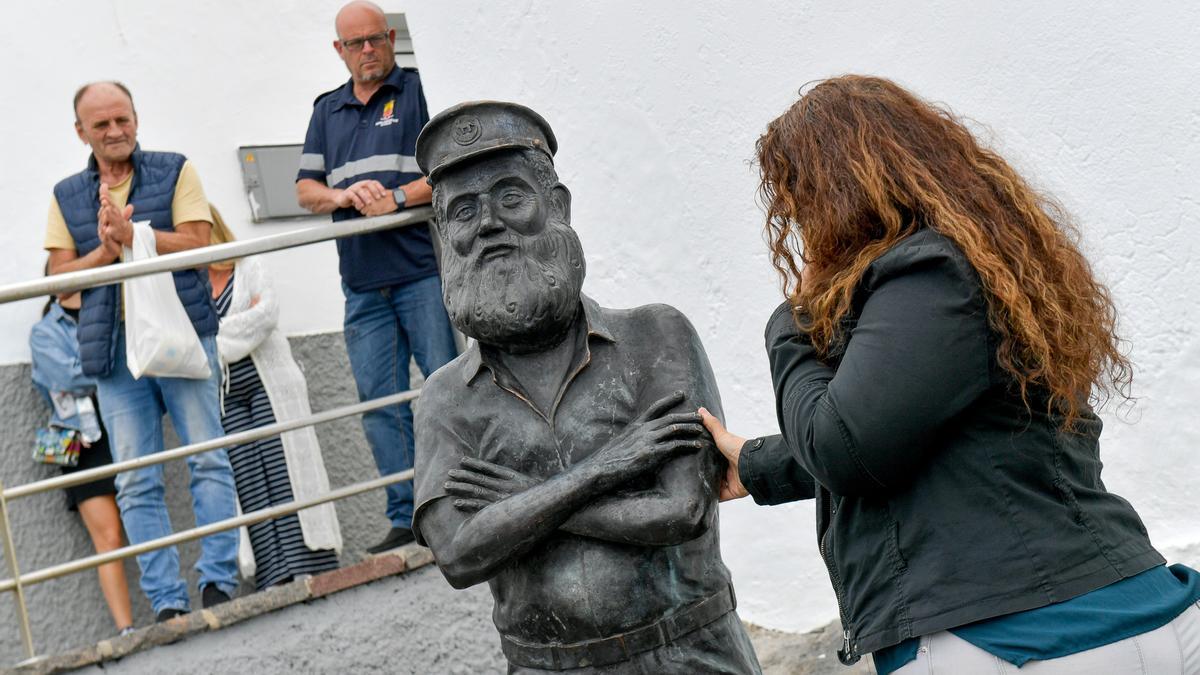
0, 206, 433, 303
0, 469, 414, 594
0, 208, 441, 662
0, 387, 424, 662
2, 389, 420, 501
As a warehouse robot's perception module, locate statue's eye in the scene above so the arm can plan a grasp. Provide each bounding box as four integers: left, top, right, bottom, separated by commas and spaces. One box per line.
452, 204, 476, 221
499, 192, 524, 208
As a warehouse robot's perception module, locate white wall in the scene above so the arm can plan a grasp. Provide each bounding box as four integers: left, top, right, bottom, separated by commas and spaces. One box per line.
0, 0, 365, 361
1, 1, 1196, 634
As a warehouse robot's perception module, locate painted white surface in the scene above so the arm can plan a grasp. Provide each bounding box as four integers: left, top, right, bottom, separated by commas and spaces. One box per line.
0, 2, 357, 360
1, 1, 1197, 633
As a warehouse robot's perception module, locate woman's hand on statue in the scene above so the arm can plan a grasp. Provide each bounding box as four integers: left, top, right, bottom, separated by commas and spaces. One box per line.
445, 458, 540, 512
698, 407, 749, 501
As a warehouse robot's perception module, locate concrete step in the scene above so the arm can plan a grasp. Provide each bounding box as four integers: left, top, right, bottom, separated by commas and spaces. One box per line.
9, 544, 438, 675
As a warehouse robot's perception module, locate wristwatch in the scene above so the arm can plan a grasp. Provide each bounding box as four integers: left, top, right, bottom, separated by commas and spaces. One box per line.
392, 187, 407, 209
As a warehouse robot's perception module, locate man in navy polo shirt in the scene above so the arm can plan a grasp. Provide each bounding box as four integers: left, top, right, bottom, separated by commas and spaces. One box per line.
296, 0, 457, 554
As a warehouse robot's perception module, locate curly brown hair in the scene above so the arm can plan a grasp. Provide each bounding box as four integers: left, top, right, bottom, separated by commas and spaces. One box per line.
756, 75, 1131, 425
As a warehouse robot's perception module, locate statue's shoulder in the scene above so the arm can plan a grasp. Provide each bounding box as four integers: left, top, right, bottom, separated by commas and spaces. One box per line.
418, 350, 473, 405
606, 302, 701, 339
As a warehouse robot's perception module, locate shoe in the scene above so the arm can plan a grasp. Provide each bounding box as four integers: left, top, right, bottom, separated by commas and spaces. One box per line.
118, 626, 136, 637
367, 527, 415, 554
202, 584, 232, 609
155, 608, 186, 622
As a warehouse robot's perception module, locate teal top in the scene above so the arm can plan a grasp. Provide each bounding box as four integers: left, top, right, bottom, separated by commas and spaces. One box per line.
873, 564, 1200, 674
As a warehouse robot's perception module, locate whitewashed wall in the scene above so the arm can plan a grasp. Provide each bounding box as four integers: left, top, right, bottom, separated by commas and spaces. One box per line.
0, 1, 357, 360
1, 1, 1196, 634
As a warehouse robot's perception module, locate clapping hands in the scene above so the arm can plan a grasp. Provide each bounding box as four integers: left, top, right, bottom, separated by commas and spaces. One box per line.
96, 183, 133, 260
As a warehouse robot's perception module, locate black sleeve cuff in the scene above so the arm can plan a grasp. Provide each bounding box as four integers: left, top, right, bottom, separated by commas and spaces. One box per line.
739, 434, 817, 506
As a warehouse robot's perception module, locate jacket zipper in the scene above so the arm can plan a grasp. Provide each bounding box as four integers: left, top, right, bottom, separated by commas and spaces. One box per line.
818, 491, 859, 665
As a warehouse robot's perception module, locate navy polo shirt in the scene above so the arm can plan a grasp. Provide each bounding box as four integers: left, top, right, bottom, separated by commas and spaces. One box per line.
297, 66, 439, 292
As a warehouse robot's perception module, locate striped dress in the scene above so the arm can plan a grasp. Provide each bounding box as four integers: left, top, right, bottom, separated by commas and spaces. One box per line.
216, 273, 339, 590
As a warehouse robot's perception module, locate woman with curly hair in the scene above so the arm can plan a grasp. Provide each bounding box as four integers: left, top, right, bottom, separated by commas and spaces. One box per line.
699, 76, 1200, 673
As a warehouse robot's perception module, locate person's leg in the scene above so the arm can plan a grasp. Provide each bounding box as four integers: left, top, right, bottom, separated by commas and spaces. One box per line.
342, 281, 413, 529
395, 275, 459, 379
225, 381, 290, 589
96, 330, 190, 614
158, 335, 239, 598
76, 494, 133, 631
1178, 601, 1200, 672
387, 275, 457, 528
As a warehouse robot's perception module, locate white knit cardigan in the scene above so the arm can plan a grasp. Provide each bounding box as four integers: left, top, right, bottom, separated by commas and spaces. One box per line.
217, 255, 343, 577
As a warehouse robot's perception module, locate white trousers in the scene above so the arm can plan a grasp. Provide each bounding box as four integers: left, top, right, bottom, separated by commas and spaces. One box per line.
891, 600, 1200, 674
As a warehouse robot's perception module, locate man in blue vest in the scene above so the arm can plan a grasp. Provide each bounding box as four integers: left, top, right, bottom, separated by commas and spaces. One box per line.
296, 0, 457, 554
45, 81, 240, 621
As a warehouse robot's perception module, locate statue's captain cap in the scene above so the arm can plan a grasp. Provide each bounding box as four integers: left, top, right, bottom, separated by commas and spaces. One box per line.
416, 100, 558, 180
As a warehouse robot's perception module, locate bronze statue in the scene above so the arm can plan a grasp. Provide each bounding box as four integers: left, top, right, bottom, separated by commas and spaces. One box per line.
411, 101, 760, 674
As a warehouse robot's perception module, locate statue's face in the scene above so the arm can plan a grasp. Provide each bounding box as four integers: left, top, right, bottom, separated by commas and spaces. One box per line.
436, 153, 585, 350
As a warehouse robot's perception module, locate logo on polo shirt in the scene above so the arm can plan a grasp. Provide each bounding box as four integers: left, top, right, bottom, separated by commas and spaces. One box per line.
375, 99, 399, 127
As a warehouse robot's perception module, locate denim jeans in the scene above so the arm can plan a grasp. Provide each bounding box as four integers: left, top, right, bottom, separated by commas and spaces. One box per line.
342, 274, 458, 529
95, 328, 239, 613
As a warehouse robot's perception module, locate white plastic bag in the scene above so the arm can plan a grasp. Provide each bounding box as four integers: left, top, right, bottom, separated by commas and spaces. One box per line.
123, 221, 212, 380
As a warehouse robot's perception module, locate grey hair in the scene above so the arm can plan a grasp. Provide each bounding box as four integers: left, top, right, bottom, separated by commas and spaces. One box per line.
73, 81, 136, 122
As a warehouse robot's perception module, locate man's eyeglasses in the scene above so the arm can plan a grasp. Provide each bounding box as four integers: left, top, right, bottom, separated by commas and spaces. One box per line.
340, 32, 390, 52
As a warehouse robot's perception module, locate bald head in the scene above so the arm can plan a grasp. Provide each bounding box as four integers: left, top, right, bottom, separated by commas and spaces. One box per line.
332, 0, 395, 86
73, 81, 135, 122
335, 0, 386, 37
73, 81, 139, 166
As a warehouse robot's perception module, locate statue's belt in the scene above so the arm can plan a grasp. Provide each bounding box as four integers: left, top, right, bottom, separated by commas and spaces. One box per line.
499, 584, 736, 670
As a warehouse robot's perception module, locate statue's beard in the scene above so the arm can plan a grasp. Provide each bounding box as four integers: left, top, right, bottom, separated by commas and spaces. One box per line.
442, 223, 586, 351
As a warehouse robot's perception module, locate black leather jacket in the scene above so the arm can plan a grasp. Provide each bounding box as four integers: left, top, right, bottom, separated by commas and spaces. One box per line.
738, 228, 1162, 662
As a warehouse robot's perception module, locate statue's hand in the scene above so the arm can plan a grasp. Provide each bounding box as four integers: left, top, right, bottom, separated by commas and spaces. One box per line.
446, 458, 540, 512
588, 391, 707, 484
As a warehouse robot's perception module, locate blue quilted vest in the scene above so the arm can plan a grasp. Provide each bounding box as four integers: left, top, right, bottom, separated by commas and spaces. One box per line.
53, 147, 218, 377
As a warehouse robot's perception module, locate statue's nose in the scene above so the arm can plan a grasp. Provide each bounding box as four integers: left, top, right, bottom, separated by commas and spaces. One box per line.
479, 200, 505, 236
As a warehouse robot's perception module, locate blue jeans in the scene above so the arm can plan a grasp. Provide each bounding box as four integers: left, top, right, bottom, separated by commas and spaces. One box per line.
95, 328, 239, 613
342, 275, 458, 529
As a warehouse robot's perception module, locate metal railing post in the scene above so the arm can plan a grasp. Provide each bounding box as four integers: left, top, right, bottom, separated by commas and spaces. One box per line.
0, 479, 36, 660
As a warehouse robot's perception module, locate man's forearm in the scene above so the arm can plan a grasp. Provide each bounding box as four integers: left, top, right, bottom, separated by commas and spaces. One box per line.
153, 228, 210, 255
296, 179, 341, 214
400, 176, 432, 207
48, 247, 116, 275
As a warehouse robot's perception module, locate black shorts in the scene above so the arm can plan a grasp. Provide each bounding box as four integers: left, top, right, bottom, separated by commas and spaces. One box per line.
60, 431, 117, 511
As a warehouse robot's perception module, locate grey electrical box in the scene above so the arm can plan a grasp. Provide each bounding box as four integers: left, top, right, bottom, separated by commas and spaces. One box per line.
238, 144, 308, 222
386, 13, 416, 68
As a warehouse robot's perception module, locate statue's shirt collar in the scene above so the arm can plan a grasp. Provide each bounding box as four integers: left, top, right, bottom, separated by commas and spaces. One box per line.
461, 295, 616, 422
461, 294, 615, 386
